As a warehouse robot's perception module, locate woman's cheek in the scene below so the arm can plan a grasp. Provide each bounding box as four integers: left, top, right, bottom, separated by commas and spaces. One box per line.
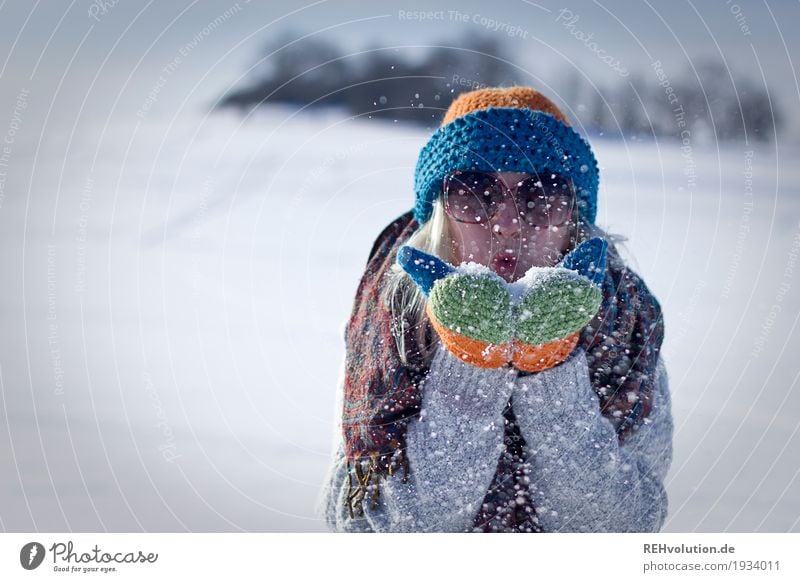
468, 237, 489, 260
451, 226, 492, 262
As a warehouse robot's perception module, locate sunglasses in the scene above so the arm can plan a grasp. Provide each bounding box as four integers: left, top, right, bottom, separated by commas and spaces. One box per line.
442, 170, 576, 227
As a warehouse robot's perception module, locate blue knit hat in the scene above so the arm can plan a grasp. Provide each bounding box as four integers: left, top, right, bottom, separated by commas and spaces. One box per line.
413, 98, 599, 225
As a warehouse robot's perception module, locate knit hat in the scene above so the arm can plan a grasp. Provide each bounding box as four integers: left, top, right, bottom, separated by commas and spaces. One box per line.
413, 86, 600, 225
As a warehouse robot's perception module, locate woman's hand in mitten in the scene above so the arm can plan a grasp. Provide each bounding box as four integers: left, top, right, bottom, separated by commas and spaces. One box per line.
396, 237, 607, 372
397, 246, 515, 368
509, 237, 607, 372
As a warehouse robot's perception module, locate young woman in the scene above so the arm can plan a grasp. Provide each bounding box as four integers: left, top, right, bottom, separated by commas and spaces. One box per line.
320, 86, 672, 532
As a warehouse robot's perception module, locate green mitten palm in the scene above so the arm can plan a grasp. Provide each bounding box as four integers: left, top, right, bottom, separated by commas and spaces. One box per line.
511, 267, 603, 371
397, 238, 607, 371
428, 271, 514, 346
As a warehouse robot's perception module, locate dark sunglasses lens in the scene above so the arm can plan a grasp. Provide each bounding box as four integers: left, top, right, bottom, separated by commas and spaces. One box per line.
444, 172, 503, 223
515, 174, 575, 226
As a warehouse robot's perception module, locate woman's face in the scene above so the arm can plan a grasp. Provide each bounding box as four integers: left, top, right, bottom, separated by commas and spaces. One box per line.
443, 171, 574, 282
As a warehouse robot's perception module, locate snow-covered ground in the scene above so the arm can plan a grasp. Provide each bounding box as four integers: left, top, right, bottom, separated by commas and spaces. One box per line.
1, 105, 799, 532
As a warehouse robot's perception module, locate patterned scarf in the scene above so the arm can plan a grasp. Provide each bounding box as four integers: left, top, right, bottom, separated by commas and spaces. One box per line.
341, 210, 665, 531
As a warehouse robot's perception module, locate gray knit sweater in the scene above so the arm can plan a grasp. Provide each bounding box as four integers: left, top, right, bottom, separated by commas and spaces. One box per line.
320, 346, 673, 533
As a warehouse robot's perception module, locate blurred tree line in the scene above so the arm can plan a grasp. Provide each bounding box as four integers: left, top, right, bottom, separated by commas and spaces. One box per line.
217, 30, 781, 143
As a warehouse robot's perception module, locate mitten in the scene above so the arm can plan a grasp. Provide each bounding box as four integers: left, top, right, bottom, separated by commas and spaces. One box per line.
397, 245, 514, 368
397, 238, 607, 372
509, 237, 606, 372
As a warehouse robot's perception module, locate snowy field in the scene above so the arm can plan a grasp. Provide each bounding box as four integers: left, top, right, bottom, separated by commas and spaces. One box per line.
1, 105, 799, 532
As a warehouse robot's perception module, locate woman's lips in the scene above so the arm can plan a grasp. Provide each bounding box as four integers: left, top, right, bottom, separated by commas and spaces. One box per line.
491, 252, 518, 277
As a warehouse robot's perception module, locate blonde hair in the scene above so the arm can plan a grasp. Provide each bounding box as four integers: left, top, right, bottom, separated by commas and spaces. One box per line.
380, 201, 450, 368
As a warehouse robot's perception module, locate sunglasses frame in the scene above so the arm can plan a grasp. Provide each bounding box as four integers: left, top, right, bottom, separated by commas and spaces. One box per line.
441, 169, 577, 227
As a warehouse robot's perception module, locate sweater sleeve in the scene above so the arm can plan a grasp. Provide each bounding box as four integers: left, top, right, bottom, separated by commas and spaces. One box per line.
512, 349, 673, 532
322, 346, 517, 532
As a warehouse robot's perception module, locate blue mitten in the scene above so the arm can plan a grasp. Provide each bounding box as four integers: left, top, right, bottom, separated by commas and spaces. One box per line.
397, 238, 607, 371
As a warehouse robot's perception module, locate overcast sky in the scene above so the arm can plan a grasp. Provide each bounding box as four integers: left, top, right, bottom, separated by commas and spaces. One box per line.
0, 0, 797, 136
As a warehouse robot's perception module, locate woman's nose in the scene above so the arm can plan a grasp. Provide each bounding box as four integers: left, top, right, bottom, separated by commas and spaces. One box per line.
491, 199, 522, 238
